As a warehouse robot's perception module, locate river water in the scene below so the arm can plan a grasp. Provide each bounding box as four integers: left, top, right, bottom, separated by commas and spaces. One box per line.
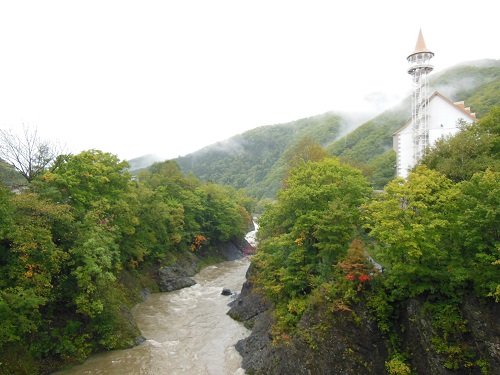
57, 257, 250, 375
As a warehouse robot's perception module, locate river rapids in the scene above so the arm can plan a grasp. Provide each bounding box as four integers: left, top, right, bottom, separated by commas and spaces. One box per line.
57, 257, 251, 375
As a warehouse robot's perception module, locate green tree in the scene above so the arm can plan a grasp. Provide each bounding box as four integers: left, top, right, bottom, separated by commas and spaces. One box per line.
69, 211, 120, 318
421, 106, 500, 182
38, 149, 142, 263
0, 192, 73, 348
40, 150, 131, 216
139, 160, 203, 246
200, 183, 249, 243
367, 150, 396, 189
364, 166, 460, 297
283, 136, 328, 171
254, 158, 371, 328
452, 170, 500, 300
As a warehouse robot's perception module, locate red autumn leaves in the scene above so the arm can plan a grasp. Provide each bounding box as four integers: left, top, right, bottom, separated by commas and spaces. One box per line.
338, 239, 375, 287
345, 272, 371, 283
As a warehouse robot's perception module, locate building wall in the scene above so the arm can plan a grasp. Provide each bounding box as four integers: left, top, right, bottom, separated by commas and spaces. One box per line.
427, 96, 471, 145
394, 123, 413, 179
394, 95, 474, 179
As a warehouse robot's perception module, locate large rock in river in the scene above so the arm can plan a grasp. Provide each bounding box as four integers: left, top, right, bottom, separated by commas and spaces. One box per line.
158, 265, 196, 292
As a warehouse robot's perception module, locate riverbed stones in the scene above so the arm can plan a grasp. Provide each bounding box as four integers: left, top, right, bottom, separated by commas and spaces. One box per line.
221, 288, 232, 296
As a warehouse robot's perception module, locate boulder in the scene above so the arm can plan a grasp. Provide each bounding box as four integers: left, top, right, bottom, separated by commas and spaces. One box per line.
158, 266, 196, 292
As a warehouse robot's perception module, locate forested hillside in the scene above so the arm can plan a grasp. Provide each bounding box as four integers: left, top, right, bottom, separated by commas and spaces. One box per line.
175, 112, 347, 200
176, 59, 500, 196
430, 59, 500, 118
231, 106, 500, 374
328, 59, 500, 186
0, 159, 25, 188
0, 151, 252, 374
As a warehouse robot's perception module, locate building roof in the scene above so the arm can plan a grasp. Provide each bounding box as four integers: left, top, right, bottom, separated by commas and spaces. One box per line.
392, 91, 477, 136
414, 29, 430, 53
431, 91, 476, 120
407, 29, 434, 59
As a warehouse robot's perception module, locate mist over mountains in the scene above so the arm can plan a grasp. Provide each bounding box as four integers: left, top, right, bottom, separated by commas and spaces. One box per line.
132, 59, 499, 199
128, 154, 163, 172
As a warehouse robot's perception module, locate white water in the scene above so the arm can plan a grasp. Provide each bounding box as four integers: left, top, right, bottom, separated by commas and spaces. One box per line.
57, 258, 250, 375
244, 220, 259, 248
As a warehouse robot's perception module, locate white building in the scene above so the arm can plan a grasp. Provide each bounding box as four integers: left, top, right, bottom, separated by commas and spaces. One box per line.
393, 92, 476, 178
393, 31, 476, 178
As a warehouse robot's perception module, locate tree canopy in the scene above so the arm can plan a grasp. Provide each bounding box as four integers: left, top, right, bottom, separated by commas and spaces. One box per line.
421, 106, 500, 182
254, 157, 371, 330
249, 106, 498, 372
0, 149, 252, 374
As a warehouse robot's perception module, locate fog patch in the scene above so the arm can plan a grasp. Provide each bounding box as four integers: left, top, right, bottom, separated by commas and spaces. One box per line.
431, 59, 500, 99
127, 154, 163, 170
195, 136, 246, 157
449, 59, 499, 69
335, 111, 372, 139
433, 76, 482, 99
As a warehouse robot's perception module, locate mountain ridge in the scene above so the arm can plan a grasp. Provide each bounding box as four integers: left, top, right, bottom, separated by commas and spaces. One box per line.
140, 59, 500, 199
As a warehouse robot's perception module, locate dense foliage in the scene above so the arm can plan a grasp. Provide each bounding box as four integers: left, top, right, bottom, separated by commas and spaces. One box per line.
253, 158, 371, 331
0, 150, 251, 374
365, 166, 499, 301
251, 106, 499, 372
364, 165, 499, 372
176, 112, 345, 200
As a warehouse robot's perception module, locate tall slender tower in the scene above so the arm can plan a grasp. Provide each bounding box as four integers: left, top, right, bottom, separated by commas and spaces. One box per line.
407, 29, 434, 164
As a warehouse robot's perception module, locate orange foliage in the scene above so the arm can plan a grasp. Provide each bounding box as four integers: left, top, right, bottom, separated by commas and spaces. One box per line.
338, 239, 375, 290
191, 234, 207, 252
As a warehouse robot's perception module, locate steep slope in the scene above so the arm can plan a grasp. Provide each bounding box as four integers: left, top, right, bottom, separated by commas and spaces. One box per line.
175, 112, 351, 199
0, 159, 25, 188
430, 59, 500, 112
174, 59, 499, 197
328, 100, 410, 163
328, 60, 500, 162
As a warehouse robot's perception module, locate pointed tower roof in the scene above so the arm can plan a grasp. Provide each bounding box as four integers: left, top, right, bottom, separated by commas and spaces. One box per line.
407, 29, 434, 60
413, 29, 430, 53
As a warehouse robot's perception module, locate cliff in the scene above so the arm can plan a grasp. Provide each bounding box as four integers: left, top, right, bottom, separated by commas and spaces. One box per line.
229, 267, 500, 374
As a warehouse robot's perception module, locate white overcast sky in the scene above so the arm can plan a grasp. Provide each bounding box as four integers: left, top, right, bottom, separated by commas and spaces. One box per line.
0, 0, 498, 160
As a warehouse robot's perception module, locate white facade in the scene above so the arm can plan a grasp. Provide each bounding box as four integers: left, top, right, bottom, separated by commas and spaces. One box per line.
393, 92, 476, 178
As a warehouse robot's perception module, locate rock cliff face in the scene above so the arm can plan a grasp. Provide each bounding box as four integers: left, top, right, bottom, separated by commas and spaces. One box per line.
157, 240, 248, 292
399, 296, 500, 375
229, 269, 500, 374
461, 296, 500, 371
229, 277, 387, 374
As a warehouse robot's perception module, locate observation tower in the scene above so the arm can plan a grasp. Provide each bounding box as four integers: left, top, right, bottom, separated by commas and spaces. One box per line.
407, 29, 434, 164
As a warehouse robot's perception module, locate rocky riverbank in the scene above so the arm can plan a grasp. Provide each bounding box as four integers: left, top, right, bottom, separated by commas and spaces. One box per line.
228, 265, 500, 374
153, 220, 256, 294
157, 240, 248, 292
57, 248, 252, 374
